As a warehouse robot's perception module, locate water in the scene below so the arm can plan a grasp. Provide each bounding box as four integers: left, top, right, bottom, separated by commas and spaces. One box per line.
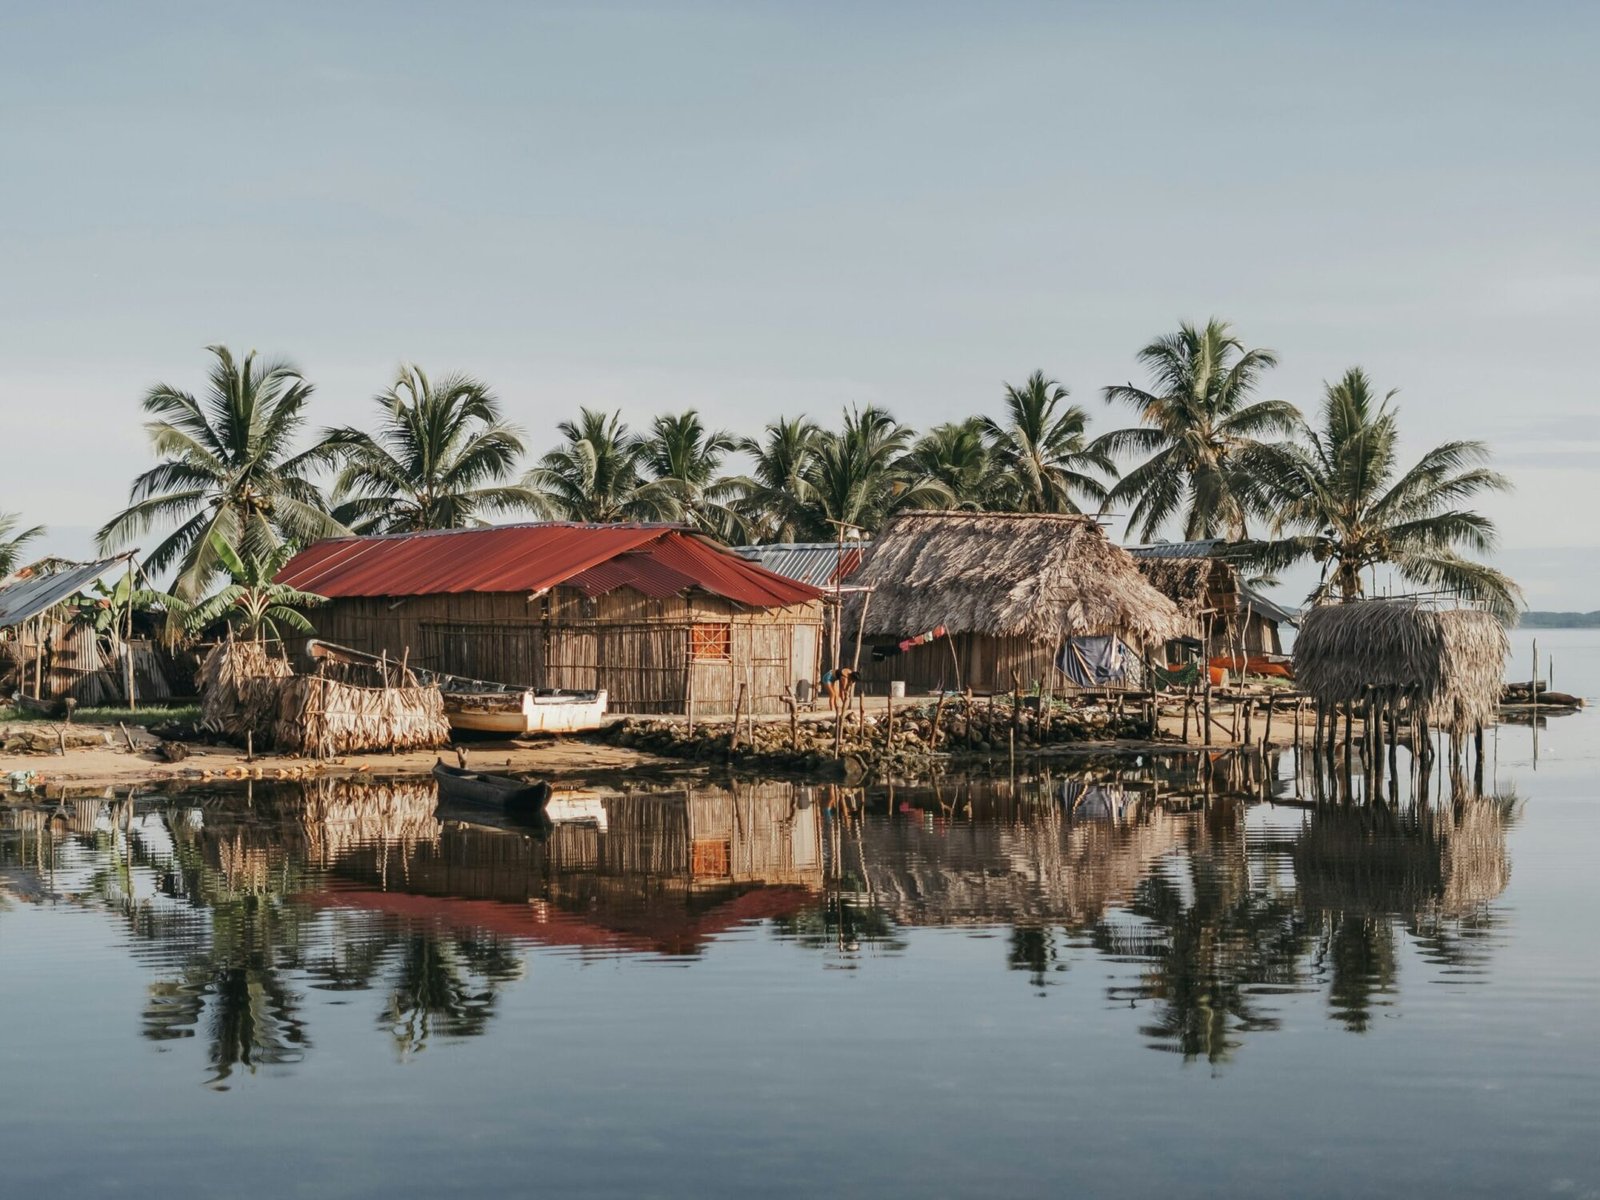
1, 636, 1597, 1198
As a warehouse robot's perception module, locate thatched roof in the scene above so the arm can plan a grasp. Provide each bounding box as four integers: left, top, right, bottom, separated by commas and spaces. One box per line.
1133, 556, 1238, 624
1293, 601, 1507, 735
851, 512, 1185, 644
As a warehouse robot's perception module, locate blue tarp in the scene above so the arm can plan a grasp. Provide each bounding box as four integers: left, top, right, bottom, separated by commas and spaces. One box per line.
1055, 636, 1141, 687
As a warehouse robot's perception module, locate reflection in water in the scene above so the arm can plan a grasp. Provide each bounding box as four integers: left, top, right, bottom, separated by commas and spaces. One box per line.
0, 753, 1517, 1079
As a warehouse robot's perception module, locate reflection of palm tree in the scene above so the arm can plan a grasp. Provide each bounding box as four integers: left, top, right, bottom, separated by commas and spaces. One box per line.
1007, 925, 1066, 995
1317, 914, 1397, 1032
1100, 850, 1312, 1064
380, 933, 520, 1057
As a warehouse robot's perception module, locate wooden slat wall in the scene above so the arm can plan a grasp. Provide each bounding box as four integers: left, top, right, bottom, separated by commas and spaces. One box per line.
302, 588, 823, 715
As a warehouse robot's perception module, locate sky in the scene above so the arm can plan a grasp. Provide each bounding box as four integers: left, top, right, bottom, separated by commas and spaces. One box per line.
2, 1, 1596, 608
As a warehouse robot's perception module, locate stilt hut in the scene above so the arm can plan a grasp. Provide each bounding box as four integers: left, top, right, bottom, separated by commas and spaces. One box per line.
275, 523, 825, 715
1292, 600, 1507, 741
846, 512, 1185, 695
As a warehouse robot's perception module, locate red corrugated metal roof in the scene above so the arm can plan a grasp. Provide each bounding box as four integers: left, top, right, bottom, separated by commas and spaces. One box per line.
275, 523, 822, 608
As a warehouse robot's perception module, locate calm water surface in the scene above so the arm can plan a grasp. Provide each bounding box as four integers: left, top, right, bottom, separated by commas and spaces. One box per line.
1, 629, 1597, 1199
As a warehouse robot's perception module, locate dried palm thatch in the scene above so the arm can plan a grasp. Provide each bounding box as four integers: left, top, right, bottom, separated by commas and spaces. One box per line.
1293, 600, 1507, 736
851, 512, 1186, 644
1133, 557, 1239, 627
198, 639, 294, 740
273, 675, 449, 758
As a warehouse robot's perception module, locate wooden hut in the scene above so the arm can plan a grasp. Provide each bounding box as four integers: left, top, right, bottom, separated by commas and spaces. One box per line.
846, 512, 1186, 695
1127, 540, 1296, 656
275, 523, 825, 716
1292, 600, 1507, 739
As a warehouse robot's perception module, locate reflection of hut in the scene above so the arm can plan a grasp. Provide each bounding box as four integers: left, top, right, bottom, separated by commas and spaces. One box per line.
320, 783, 824, 956
1127, 540, 1297, 656
1293, 601, 1507, 737
1292, 800, 1511, 919
845, 792, 1195, 928
848, 512, 1185, 694
277, 523, 825, 715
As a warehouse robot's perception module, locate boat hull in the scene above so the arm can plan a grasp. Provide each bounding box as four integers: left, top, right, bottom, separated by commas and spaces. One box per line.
445, 690, 608, 735
431, 760, 552, 812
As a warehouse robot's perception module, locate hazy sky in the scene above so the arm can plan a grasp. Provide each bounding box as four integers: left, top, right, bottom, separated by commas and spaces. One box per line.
3, 1, 1596, 606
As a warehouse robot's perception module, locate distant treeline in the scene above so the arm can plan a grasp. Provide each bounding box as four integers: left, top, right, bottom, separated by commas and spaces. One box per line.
1518, 611, 1600, 629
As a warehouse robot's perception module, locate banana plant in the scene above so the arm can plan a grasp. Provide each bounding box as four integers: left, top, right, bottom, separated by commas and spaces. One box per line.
186, 532, 325, 642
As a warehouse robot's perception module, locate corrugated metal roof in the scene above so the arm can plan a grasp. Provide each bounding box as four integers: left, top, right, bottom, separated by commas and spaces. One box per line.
1240, 582, 1300, 627
0, 555, 133, 629
732, 542, 867, 588
1125, 539, 1227, 560
275, 523, 822, 609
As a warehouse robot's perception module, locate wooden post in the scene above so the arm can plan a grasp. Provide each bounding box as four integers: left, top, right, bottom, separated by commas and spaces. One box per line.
885, 689, 894, 751
1202, 679, 1213, 747
1010, 671, 1022, 744
963, 688, 974, 749
685, 642, 696, 736
731, 683, 746, 751
1261, 695, 1274, 752
931, 690, 948, 751
1181, 685, 1192, 745
124, 557, 138, 710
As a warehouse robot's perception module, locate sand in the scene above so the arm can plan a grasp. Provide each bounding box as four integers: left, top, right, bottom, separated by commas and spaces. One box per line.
0, 720, 674, 794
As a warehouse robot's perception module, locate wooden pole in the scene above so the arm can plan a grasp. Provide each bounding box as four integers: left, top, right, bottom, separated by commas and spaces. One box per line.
731, 683, 746, 751
1202, 678, 1213, 747
124, 557, 138, 710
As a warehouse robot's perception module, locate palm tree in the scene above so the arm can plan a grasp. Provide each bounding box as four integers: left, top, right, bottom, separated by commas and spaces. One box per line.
805, 405, 950, 537
186, 533, 325, 642
325, 367, 533, 533
1098, 320, 1299, 541
524, 408, 667, 523
908, 419, 994, 510
735, 417, 823, 543
96, 346, 346, 600
633, 410, 748, 540
0, 513, 44, 577
983, 372, 1112, 513
1242, 367, 1521, 621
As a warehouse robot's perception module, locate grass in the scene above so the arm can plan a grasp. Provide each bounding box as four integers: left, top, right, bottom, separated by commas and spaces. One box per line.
0, 704, 200, 728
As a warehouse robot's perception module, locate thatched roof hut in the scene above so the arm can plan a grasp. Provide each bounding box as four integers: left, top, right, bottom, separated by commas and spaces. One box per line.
1293, 600, 1507, 735
853, 512, 1184, 645
846, 512, 1185, 694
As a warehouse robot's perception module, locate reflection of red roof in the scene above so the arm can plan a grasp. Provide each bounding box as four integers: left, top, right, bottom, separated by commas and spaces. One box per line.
275, 523, 822, 609
299, 884, 815, 957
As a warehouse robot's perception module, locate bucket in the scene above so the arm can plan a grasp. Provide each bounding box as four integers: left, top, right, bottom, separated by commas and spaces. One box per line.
889, 681, 906, 699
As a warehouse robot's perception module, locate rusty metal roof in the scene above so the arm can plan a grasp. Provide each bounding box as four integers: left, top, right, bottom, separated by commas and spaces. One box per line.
0, 554, 135, 629
732, 542, 867, 588
275, 523, 822, 608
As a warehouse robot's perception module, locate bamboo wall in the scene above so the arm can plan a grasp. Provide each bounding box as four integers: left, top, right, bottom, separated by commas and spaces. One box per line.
0, 622, 172, 705
854, 632, 1068, 696
303, 588, 824, 715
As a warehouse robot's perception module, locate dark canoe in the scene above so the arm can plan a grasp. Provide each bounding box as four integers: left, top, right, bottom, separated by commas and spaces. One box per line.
432, 760, 552, 812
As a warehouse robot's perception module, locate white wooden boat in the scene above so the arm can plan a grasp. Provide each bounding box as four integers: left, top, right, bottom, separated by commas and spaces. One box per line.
445, 689, 609, 735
